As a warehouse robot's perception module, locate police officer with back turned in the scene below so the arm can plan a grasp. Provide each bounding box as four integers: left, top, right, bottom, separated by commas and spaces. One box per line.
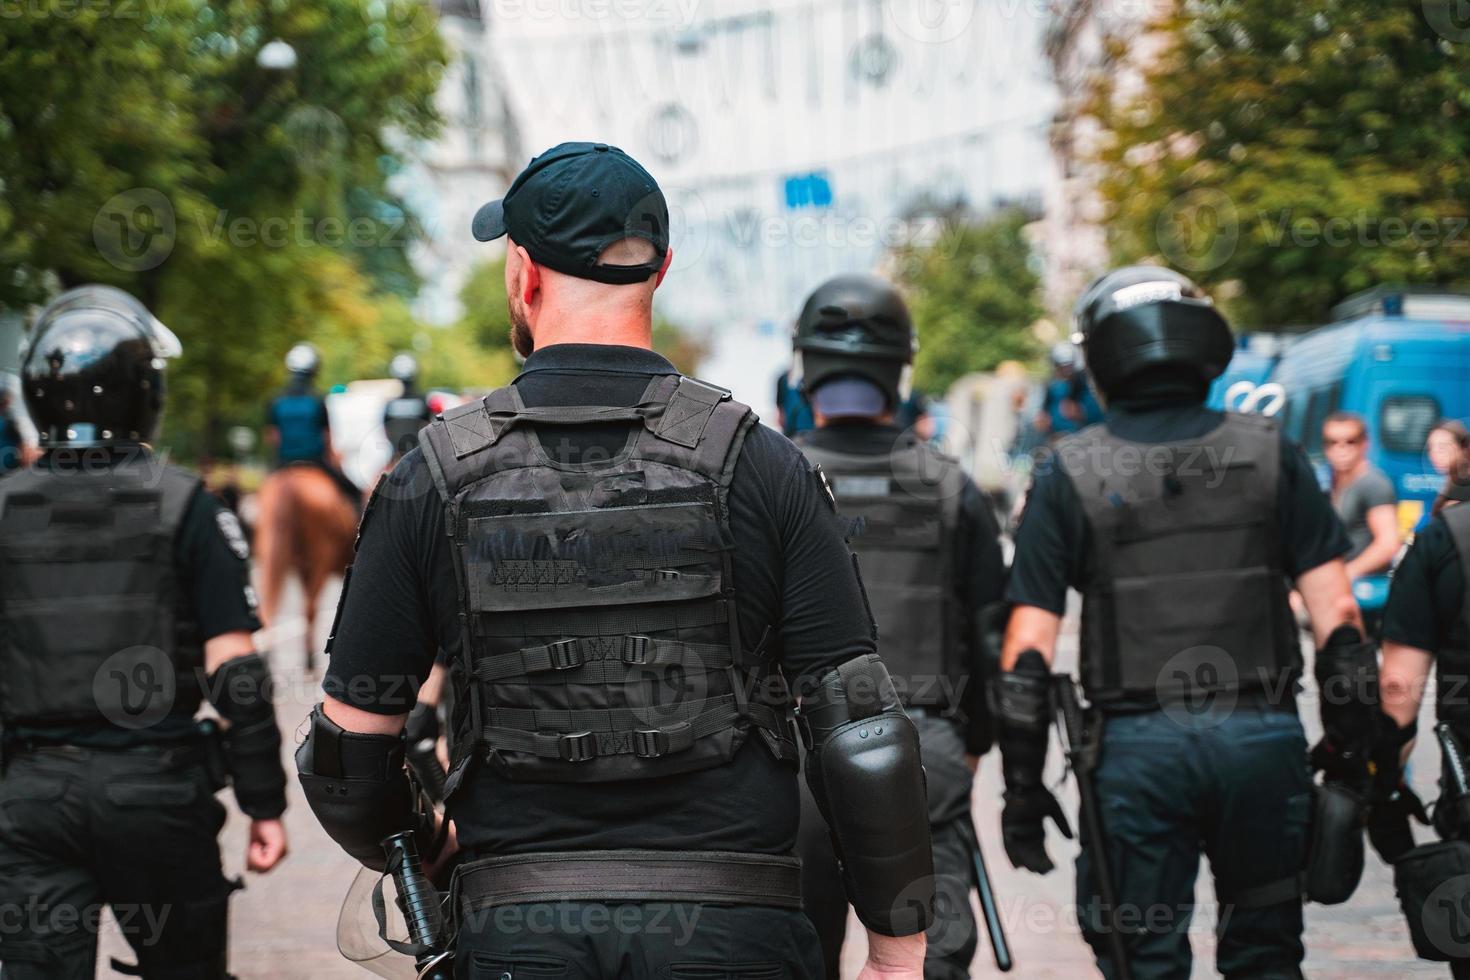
998, 266, 1371, 979
790, 274, 1005, 979
1377, 473, 1470, 973
0, 286, 289, 979
296, 142, 936, 979
383, 351, 433, 464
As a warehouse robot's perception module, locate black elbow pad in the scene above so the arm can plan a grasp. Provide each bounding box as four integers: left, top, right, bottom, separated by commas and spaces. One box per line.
206, 653, 287, 820
295, 704, 430, 870
801, 655, 934, 936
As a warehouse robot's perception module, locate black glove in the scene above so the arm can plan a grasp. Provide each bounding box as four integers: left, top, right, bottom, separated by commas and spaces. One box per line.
1312, 625, 1380, 780
1002, 786, 1074, 874
996, 649, 1070, 874
1367, 782, 1429, 863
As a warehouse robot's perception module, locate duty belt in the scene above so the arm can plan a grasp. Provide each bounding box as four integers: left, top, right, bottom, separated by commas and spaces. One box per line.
452, 849, 803, 914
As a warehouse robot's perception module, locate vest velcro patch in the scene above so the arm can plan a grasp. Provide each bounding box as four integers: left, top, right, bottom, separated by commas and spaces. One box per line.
491, 560, 584, 590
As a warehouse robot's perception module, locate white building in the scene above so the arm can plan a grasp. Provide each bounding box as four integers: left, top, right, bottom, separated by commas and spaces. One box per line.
458, 0, 1059, 413
401, 0, 524, 326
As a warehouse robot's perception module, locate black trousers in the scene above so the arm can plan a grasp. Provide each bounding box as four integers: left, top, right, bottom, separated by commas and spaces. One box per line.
797, 713, 978, 980
0, 745, 235, 979
454, 901, 824, 979
1076, 704, 1312, 980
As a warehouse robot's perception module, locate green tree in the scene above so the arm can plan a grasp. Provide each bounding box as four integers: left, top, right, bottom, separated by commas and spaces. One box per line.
893, 208, 1043, 395
0, 0, 450, 456
457, 258, 514, 352
1084, 1, 1470, 327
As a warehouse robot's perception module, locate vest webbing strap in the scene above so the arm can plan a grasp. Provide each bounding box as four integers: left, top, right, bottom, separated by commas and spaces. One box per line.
442, 376, 731, 459
474, 636, 732, 682
481, 700, 789, 762
453, 849, 803, 912
471, 600, 729, 639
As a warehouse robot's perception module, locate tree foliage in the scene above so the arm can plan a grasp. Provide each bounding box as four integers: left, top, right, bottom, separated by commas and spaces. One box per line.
1085, 1, 1470, 327
0, 0, 450, 456
893, 207, 1043, 395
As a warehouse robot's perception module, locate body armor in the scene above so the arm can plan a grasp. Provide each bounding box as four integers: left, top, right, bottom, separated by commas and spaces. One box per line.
0, 458, 203, 726
418, 375, 798, 785
1058, 413, 1300, 703
797, 433, 966, 704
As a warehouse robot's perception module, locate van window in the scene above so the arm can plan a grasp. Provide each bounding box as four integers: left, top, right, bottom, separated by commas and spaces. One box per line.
1380, 395, 1441, 454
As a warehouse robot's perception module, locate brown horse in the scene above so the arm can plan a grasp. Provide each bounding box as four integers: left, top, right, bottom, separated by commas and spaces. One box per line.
253, 465, 357, 674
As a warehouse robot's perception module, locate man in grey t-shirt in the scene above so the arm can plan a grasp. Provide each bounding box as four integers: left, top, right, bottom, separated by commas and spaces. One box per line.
1324, 411, 1400, 578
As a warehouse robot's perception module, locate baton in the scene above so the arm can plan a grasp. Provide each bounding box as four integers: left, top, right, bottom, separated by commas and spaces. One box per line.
1054, 677, 1133, 980
406, 738, 448, 804
380, 832, 454, 980
957, 816, 1013, 971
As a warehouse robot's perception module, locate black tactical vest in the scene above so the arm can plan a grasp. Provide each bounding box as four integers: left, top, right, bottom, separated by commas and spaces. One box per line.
797, 432, 967, 704
419, 375, 798, 786
1057, 413, 1301, 704
0, 457, 204, 727
1436, 504, 1470, 728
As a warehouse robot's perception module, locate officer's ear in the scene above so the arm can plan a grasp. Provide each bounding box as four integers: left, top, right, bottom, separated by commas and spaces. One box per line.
654, 246, 674, 289
506, 242, 541, 307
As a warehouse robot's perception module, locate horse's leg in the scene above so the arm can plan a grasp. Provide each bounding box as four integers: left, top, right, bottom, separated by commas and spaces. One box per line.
253, 480, 288, 633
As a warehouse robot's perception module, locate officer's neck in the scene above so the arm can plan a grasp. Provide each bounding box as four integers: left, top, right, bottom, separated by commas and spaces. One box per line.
814, 411, 896, 429
1105, 371, 1208, 414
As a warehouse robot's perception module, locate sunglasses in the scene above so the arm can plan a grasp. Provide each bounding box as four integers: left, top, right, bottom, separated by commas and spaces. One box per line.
1324, 436, 1365, 447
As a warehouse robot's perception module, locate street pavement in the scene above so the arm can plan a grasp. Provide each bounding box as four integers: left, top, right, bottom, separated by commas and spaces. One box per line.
91, 581, 1442, 978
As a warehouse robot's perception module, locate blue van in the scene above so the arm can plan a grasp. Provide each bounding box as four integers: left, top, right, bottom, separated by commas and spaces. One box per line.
1210, 288, 1470, 609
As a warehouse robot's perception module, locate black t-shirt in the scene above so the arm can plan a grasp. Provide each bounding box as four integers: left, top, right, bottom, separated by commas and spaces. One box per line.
1007, 402, 1352, 614
797, 422, 1006, 753
324, 344, 877, 856
9, 452, 261, 746
1383, 514, 1466, 653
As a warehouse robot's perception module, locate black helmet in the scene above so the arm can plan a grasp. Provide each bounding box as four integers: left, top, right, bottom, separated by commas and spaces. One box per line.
22, 285, 181, 448
1072, 265, 1233, 399
285, 342, 320, 377
793, 274, 915, 409
389, 352, 419, 387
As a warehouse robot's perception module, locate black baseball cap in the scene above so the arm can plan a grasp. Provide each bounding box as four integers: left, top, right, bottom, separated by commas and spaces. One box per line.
472, 141, 670, 285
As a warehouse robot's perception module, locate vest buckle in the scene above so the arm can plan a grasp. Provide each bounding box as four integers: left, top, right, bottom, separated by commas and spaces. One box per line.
622, 635, 652, 666
548, 639, 585, 671
634, 728, 669, 759
557, 731, 597, 763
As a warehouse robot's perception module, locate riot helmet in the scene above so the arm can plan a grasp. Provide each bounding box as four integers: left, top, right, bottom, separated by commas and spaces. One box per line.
388, 352, 419, 388
793, 274, 915, 413
1049, 341, 1079, 371
1072, 265, 1232, 401
22, 285, 182, 447
285, 342, 321, 377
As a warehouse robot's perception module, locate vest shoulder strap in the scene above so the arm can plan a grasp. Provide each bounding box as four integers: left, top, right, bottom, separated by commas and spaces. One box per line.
1443, 505, 1470, 622
418, 374, 756, 502
152, 463, 204, 532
